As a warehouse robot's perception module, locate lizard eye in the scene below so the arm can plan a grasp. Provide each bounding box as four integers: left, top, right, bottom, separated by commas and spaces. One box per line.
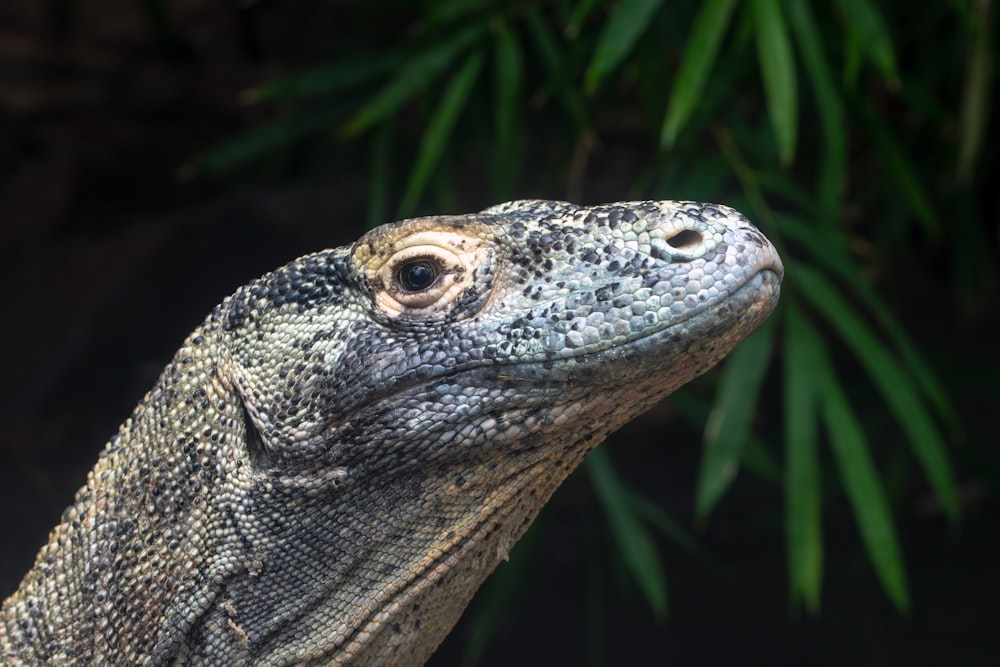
357, 227, 496, 319
396, 259, 441, 292
378, 245, 461, 312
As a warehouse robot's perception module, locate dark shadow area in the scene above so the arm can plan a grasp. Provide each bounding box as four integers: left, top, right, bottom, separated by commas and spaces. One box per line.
1, 2, 997, 665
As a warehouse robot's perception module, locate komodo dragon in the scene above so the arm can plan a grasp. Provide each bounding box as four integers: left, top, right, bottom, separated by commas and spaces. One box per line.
1, 199, 782, 665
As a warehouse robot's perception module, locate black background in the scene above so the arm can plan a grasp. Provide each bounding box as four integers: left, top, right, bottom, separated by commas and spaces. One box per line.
1, 3, 997, 665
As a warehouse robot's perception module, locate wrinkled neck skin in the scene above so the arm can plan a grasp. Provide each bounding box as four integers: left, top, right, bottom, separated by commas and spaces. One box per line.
6, 306, 763, 666
0, 337, 245, 665
0, 365, 647, 666
1, 200, 782, 666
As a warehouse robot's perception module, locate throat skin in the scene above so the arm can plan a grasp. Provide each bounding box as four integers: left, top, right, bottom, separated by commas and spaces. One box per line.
1, 200, 782, 665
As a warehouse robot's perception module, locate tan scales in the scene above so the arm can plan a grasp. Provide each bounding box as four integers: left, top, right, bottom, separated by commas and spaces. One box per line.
2, 200, 782, 665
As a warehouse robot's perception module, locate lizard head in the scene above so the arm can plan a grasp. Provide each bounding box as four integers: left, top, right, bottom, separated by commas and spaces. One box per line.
210, 199, 781, 663
2, 200, 781, 665
222, 200, 781, 472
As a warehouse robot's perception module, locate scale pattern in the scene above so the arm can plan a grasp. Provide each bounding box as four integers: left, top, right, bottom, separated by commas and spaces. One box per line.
1, 200, 782, 665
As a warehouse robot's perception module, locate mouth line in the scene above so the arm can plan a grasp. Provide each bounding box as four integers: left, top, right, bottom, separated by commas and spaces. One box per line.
506, 266, 783, 370
333, 267, 782, 427
637, 266, 782, 336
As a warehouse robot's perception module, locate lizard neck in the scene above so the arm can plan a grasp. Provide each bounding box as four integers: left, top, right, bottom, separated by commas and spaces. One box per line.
1, 339, 252, 664
218, 388, 639, 666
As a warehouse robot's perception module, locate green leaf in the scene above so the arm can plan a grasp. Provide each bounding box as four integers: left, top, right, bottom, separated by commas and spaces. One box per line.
817, 347, 909, 611
956, 0, 992, 184
586, 446, 668, 621
741, 435, 783, 484
838, 0, 900, 87
841, 10, 863, 87
784, 2, 845, 216
751, 0, 798, 165
525, 5, 589, 131
658, 151, 730, 201
712, 125, 780, 235
856, 103, 941, 238
584, 0, 665, 93
186, 100, 348, 175
783, 303, 824, 613
628, 490, 717, 567
565, 0, 604, 38
794, 262, 959, 522
398, 51, 484, 218
367, 120, 395, 229
492, 21, 523, 200
773, 215, 854, 280
461, 522, 540, 665
755, 170, 817, 212
777, 215, 957, 429
248, 52, 404, 102
661, 0, 739, 147
696, 315, 777, 520
524, 5, 562, 73
343, 23, 484, 137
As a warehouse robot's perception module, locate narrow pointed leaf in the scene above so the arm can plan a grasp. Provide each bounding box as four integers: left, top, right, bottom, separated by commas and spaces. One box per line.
248, 52, 404, 102
585, 0, 665, 93
628, 491, 717, 567
712, 125, 780, 235
492, 22, 523, 199
783, 303, 824, 613
524, 6, 562, 74
857, 105, 941, 238
785, 2, 845, 215
343, 24, 484, 136
752, 0, 798, 164
398, 51, 484, 217
817, 353, 909, 611
566, 0, 604, 38
740, 437, 783, 483
188, 100, 348, 175
838, 0, 900, 87
661, 0, 739, 147
795, 262, 959, 522
525, 5, 589, 130
881, 321, 958, 428
586, 446, 668, 620
696, 315, 777, 519
778, 216, 957, 428
956, 1, 992, 184
841, 16, 863, 88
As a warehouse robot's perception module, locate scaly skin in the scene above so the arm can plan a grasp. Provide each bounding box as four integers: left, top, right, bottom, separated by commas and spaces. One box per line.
1, 200, 781, 665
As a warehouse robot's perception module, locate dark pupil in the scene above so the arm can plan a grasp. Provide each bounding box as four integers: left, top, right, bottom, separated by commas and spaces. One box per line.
398, 260, 439, 292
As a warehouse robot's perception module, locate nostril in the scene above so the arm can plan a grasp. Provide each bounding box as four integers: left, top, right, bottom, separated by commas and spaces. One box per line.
666, 229, 703, 250
650, 228, 709, 262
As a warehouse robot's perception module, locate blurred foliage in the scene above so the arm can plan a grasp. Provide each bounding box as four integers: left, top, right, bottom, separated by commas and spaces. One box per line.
183, 0, 996, 648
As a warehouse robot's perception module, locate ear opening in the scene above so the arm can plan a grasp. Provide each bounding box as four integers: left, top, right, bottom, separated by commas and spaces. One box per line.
240, 397, 272, 471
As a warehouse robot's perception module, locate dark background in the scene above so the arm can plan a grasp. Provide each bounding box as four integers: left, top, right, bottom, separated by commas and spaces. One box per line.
1, 2, 997, 665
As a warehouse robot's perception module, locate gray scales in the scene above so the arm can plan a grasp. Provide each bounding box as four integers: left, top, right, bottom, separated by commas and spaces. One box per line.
1, 200, 782, 665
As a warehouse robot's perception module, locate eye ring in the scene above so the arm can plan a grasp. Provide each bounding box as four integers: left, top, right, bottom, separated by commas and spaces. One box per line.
360, 230, 493, 318
396, 258, 441, 292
